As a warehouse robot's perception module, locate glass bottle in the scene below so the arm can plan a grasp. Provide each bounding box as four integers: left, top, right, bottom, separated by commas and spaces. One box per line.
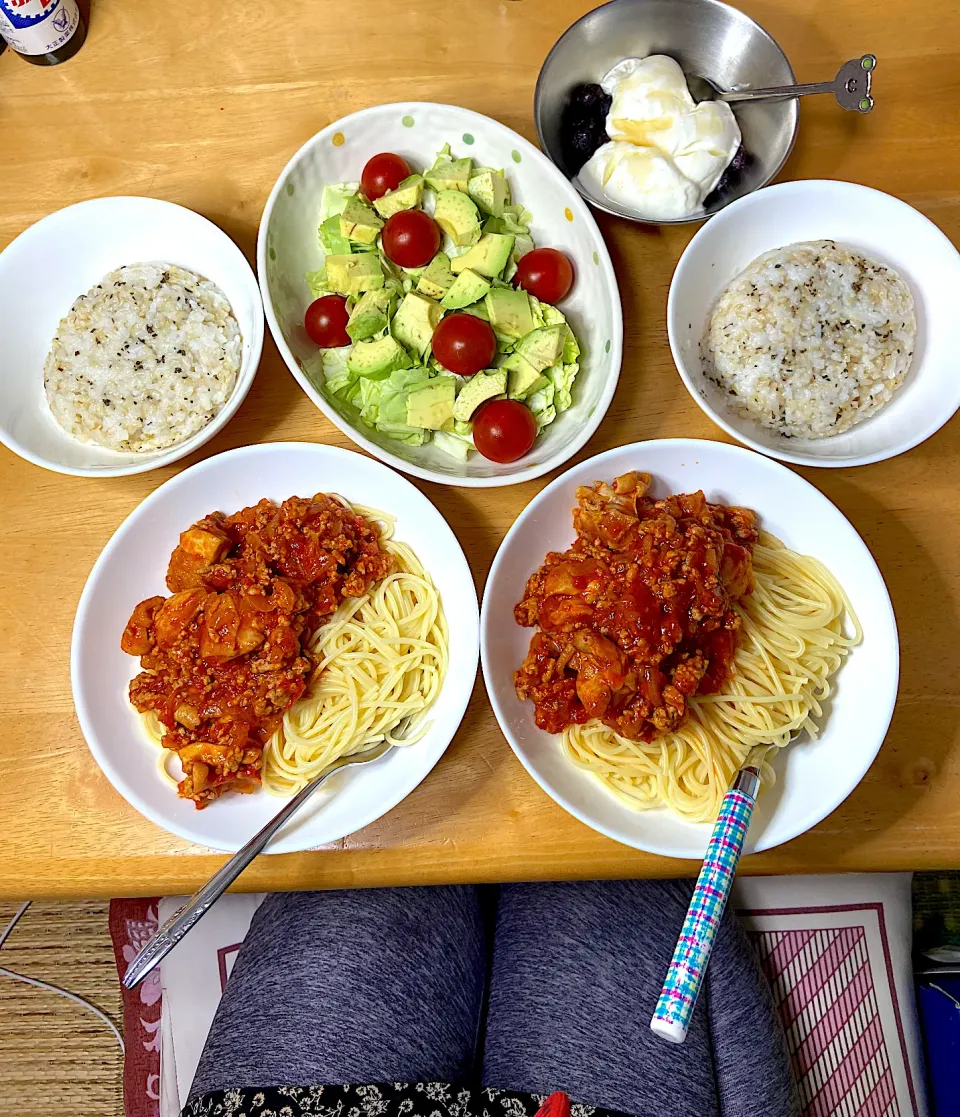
0, 0, 86, 66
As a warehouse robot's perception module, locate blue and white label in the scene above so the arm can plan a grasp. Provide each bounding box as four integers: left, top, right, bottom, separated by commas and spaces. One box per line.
0, 0, 80, 54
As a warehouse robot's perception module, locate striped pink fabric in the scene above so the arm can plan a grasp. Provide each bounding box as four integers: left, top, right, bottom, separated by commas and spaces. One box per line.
748, 925, 903, 1117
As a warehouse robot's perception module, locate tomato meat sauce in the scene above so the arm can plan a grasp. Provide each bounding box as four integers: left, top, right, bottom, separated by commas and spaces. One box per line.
121, 494, 393, 808
513, 471, 758, 741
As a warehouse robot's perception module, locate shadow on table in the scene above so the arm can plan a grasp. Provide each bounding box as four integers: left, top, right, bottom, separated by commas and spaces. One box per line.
790, 465, 960, 858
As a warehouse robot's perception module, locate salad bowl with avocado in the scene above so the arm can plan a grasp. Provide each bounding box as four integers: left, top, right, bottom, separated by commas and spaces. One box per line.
258, 103, 622, 487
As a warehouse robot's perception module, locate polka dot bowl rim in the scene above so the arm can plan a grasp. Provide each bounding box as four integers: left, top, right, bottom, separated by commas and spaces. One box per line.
256, 102, 623, 488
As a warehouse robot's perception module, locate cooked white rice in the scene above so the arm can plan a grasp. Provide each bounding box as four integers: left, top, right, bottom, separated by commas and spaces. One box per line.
700, 240, 916, 439
44, 263, 242, 453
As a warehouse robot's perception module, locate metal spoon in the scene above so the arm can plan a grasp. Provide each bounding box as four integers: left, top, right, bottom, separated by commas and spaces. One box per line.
688, 54, 876, 113
121, 722, 411, 989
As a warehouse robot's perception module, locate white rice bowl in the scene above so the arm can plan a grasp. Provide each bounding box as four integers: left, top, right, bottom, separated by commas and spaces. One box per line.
700, 240, 916, 439
44, 263, 242, 453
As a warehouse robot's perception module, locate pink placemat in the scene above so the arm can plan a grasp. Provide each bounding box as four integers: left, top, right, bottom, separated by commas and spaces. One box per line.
735, 873, 927, 1117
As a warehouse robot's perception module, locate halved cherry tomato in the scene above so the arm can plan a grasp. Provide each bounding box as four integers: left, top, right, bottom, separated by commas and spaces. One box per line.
473, 399, 537, 463
304, 295, 350, 347
432, 313, 497, 376
361, 152, 411, 202
514, 247, 575, 304
381, 210, 441, 269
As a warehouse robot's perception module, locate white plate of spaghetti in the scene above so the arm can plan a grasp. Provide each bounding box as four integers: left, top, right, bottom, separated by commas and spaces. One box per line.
71, 442, 478, 853
480, 438, 898, 858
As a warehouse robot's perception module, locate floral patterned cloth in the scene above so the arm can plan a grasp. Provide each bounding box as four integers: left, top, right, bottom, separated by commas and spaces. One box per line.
109, 898, 163, 1117
183, 1082, 611, 1117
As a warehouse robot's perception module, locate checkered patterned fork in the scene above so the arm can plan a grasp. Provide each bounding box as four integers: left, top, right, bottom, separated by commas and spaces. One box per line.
650, 781, 759, 1043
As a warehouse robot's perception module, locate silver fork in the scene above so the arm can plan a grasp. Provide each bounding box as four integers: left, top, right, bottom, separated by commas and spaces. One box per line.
122, 723, 409, 989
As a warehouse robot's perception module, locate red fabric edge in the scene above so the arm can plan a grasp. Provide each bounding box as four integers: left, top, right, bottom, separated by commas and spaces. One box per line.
109, 898, 163, 1117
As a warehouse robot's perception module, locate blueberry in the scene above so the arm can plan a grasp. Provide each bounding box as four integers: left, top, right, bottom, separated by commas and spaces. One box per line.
704, 145, 752, 207
561, 84, 612, 172
570, 128, 596, 154
572, 83, 606, 107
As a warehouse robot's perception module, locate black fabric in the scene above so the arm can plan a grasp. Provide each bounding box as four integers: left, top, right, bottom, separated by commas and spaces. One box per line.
183, 1082, 623, 1117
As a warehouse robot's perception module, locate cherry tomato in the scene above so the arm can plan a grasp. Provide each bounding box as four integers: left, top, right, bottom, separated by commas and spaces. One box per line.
473, 399, 538, 463
304, 295, 350, 347
432, 313, 497, 376
381, 210, 442, 269
514, 248, 575, 304
361, 152, 411, 202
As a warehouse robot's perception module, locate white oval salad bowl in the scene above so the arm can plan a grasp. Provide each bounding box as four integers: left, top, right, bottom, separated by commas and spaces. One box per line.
257, 102, 623, 488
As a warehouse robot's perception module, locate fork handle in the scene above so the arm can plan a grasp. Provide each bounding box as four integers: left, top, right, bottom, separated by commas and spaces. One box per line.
122, 765, 343, 989
650, 767, 760, 1043
718, 81, 837, 102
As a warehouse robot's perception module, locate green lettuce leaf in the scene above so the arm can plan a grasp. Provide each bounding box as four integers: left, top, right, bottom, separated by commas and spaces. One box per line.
547, 361, 579, 413
306, 269, 329, 298
526, 381, 556, 429
432, 430, 474, 461
317, 347, 351, 392
511, 233, 535, 262
319, 183, 358, 221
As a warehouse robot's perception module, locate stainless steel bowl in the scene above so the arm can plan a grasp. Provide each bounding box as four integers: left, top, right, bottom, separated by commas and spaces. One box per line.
534, 0, 799, 225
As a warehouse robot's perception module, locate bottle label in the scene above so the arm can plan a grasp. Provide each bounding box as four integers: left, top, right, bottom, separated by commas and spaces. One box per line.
0, 0, 80, 56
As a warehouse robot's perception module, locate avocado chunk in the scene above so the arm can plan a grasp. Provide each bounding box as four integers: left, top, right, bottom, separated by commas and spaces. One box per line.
517, 325, 566, 372
347, 334, 412, 377
406, 376, 456, 430
392, 292, 443, 357
450, 233, 515, 279
501, 351, 549, 399
434, 190, 482, 247
485, 288, 534, 339
417, 253, 455, 299
373, 174, 424, 219
425, 156, 473, 193
339, 197, 383, 246
324, 254, 385, 296
319, 214, 352, 255
468, 169, 510, 218
441, 269, 491, 310
452, 369, 508, 422
346, 288, 395, 342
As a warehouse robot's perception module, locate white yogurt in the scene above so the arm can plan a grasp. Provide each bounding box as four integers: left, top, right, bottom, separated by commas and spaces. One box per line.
578, 56, 741, 221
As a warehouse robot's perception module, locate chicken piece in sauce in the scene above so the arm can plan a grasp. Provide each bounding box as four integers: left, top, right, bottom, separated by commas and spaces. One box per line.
121, 494, 393, 808
514, 471, 757, 741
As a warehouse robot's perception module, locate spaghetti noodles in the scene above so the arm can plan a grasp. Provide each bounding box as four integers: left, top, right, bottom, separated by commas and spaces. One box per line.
261, 507, 448, 795
562, 533, 860, 822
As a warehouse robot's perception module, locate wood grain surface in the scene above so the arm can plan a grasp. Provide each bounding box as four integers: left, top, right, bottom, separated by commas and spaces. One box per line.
1, 0, 958, 899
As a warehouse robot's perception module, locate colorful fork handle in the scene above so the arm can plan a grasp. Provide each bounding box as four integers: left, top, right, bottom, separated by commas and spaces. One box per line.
650, 767, 760, 1044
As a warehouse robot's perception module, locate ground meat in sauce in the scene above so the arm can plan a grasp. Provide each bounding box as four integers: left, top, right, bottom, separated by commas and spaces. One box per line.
121, 494, 393, 808
514, 472, 758, 741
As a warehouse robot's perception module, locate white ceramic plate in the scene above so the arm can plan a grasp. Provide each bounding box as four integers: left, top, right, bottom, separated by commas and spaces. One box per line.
481, 438, 898, 859
257, 102, 623, 487
71, 442, 479, 852
0, 197, 264, 477
668, 180, 960, 468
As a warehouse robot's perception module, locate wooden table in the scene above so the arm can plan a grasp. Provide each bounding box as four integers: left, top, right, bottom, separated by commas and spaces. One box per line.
1, 0, 958, 900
